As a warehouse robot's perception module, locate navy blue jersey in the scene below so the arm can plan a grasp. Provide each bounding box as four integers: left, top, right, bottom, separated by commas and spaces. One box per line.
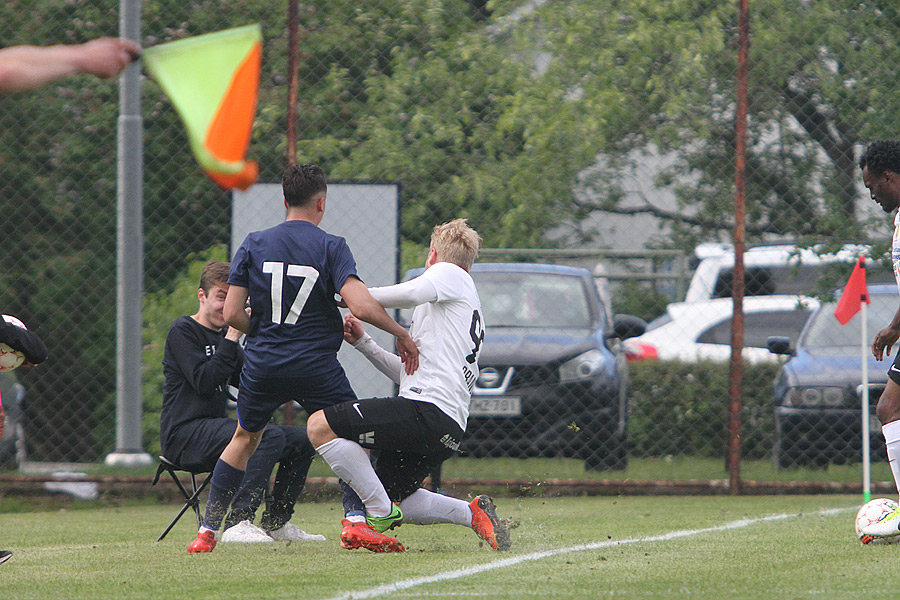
229, 220, 358, 377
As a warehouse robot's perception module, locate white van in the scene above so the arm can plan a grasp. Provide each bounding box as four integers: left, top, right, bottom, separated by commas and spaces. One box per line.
684, 242, 893, 303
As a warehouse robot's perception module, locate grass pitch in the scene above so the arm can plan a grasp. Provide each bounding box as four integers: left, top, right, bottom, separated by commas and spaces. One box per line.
0, 494, 894, 599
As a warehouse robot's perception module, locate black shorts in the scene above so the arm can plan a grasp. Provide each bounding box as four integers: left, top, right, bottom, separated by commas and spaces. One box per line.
163, 418, 237, 472
323, 397, 463, 501
890, 352, 900, 386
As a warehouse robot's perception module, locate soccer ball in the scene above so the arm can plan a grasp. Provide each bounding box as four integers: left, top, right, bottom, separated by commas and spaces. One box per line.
0, 315, 27, 372
855, 498, 900, 545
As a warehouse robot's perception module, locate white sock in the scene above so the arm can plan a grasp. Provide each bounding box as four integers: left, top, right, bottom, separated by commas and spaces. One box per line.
398, 488, 472, 527
883, 420, 900, 497
315, 438, 392, 517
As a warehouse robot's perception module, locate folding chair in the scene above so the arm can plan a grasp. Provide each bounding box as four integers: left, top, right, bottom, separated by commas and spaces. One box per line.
151, 456, 212, 542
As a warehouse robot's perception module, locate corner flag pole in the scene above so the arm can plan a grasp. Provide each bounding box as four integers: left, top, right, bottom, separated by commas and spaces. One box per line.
861, 298, 871, 503
834, 255, 871, 502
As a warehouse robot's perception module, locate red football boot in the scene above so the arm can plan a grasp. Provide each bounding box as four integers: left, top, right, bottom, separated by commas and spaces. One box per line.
469, 495, 511, 551
339, 519, 405, 553
187, 529, 217, 553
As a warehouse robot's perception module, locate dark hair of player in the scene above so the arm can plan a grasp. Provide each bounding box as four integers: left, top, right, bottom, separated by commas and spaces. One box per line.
861, 140, 900, 176
199, 260, 231, 292
282, 163, 327, 208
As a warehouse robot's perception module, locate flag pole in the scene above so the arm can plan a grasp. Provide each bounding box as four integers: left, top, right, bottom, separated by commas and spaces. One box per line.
832, 254, 870, 501
861, 297, 871, 503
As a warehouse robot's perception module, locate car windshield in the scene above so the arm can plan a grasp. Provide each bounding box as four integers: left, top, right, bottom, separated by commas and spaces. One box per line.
472, 271, 593, 328
802, 293, 898, 348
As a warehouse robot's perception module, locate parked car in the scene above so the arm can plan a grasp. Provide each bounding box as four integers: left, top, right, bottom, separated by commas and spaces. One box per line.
767, 284, 897, 468
685, 242, 892, 303
0, 371, 26, 469
401, 263, 646, 470
623, 295, 818, 363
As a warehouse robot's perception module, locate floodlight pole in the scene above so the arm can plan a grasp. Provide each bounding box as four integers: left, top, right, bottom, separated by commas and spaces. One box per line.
281, 0, 302, 426
728, 0, 750, 494
107, 0, 151, 467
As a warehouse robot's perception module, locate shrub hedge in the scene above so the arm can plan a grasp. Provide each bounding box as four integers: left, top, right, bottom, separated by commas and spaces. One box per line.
627, 360, 781, 460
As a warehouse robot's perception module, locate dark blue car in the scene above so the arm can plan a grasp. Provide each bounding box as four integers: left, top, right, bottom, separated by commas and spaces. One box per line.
403, 263, 645, 470
768, 284, 898, 468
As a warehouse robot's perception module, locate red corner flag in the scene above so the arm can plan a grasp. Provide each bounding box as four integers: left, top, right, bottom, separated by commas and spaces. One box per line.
834, 256, 869, 325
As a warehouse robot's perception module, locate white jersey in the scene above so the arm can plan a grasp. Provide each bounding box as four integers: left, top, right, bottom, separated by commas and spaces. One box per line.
893, 211, 900, 295
352, 261, 484, 430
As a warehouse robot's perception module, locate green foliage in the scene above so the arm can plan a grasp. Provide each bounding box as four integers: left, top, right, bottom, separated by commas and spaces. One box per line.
4, 1, 899, 462
0, 3, 125, 461
522, 0, 899, 248
628, 360, 781, 460
612, 280, 671, 323
400, 239, 429, 275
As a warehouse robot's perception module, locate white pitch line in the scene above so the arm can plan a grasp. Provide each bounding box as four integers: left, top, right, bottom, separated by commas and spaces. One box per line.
319, 506, 853, 600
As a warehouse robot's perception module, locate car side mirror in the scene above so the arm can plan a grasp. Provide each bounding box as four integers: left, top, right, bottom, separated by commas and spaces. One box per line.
608, 314, 647, 341
767, 335, 793, 356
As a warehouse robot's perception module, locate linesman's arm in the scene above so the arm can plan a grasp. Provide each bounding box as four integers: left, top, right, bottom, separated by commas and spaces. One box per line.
0, 38, 140, 92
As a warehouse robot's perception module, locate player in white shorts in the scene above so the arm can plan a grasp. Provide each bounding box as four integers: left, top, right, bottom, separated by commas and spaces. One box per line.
307, 219, 512, 552
860, 140, 900, 538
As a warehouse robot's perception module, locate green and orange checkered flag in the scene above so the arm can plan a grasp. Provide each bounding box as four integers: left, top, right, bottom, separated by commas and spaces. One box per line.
143, 25, 262, 190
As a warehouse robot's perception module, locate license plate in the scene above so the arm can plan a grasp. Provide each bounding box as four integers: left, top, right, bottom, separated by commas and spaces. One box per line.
469, 396, 521, 417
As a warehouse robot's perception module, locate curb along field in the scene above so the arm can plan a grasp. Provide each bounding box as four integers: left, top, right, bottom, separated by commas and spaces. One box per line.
0, 474, 893, 504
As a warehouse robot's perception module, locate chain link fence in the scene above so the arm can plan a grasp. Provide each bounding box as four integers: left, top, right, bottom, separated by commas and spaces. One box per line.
3, 1, 900, 490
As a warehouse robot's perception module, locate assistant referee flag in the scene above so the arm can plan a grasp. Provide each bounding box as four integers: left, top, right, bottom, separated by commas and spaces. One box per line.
834, 256, 869, 325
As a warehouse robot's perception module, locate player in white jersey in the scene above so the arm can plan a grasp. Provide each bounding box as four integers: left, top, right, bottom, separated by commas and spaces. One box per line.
307, 219, 512, 552
859, 140, 900, 538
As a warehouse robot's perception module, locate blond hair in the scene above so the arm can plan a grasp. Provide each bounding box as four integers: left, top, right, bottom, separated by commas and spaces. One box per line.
430, 219, 482, 271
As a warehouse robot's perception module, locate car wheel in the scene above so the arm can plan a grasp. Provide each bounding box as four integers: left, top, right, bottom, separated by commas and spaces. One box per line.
583, 431, 628, 471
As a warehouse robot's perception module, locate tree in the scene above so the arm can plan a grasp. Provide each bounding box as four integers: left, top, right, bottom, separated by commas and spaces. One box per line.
319, 0, 900, 250
5, 0, 899, 460
1, 1, 129, 460
524, 0, 900, 249
1, 0, 495, 460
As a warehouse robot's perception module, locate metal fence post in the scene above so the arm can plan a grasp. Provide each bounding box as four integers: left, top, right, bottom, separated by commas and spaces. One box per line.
106, 0, 151, 467
727, 0, 751, 494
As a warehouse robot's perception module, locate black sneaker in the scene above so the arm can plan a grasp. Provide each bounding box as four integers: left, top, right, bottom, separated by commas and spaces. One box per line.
0, 550, 12, 565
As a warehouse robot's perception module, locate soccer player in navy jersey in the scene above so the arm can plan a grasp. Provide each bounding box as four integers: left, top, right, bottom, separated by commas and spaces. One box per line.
188, 163, 418, 553
161, 260, 325, 543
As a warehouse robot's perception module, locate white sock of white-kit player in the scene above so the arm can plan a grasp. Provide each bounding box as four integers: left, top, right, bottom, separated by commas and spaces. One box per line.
398, 488, 472, 526
315, 437, 393, 518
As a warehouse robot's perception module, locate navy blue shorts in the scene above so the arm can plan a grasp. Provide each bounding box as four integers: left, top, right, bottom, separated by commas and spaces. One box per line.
236, 366, 356, 433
